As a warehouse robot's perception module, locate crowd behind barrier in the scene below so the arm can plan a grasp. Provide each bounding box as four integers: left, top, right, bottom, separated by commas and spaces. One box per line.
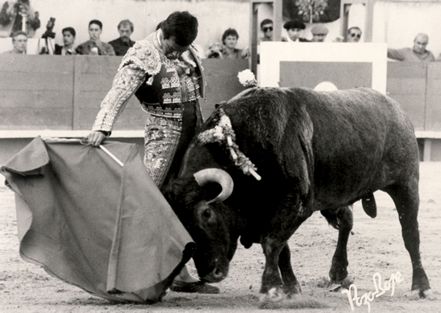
1, 0, 441, 62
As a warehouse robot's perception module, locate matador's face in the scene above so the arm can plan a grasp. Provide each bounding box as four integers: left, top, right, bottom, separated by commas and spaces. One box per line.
162, 36, 189, 59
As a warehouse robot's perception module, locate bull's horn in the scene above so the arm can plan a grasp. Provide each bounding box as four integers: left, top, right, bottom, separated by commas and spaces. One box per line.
193, 168, 234, 203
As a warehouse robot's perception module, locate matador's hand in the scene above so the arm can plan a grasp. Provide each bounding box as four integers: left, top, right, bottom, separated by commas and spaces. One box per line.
86, 131, 106, 147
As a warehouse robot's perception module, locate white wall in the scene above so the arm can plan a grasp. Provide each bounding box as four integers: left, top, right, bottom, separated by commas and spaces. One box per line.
28, 0, 249, 54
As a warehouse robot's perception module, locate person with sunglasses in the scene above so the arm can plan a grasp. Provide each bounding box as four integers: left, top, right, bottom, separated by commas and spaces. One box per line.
346, 26, 362, 42
260, 18, 273, 42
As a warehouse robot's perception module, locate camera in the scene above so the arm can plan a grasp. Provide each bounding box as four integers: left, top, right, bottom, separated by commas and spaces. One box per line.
41, 17, 56, 39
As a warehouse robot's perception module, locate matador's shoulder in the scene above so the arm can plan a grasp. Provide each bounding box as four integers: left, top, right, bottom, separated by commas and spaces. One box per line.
118, 39, 162, 76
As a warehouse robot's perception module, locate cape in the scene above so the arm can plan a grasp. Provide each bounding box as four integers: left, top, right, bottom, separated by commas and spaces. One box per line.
0, 137, 194, 303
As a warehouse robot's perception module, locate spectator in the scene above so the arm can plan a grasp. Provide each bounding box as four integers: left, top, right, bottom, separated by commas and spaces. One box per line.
310, 24, 328, 42
260, 18, 273, 42
282, 20, 308, 42
222, 28, 248, 59
76, 19, 115, 56
387, 33, 435, 63
0, 0, 40, 37
346, 26, 362, 42
54, 27, 76, 55
208, 28, 248, 59
108, 19, 135, 56
2, 29, 26, 53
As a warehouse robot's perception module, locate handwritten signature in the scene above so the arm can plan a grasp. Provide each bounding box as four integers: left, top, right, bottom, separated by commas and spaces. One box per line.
342, 271, 403, 313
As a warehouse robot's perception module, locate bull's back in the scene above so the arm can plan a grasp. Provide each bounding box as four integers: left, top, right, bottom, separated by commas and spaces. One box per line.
290, 88, 418, 208
224, 87, 418, 210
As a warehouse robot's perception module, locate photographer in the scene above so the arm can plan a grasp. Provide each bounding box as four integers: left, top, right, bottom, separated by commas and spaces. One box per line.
38, 16, 55, 54
0, 0, 40, 38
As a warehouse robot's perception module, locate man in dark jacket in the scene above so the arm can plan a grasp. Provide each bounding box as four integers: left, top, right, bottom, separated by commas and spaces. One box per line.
54, 27, 76, 55
108, 19, 135, 56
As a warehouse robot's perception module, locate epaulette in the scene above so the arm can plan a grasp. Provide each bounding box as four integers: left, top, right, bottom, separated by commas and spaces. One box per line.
118, 39, 161, 77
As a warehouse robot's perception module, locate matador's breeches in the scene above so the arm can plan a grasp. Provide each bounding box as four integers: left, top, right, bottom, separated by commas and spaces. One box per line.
143, 113, 182, 187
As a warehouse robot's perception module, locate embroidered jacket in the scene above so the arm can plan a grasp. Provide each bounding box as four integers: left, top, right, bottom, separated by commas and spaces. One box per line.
92, 31, 205, 132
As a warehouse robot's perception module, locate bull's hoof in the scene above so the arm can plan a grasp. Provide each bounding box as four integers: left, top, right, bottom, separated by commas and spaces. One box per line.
284, 283, 302, 296
259, 287, 286, 303
329, 275, 354, 291
405, 288, 436, 300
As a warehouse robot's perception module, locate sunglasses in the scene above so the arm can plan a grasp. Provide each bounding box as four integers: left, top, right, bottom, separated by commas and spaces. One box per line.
350, 33, 361, 38
262, 27, 273, 32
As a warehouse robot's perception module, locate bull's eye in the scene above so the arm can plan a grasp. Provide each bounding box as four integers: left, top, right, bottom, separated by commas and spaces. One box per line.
202, 208, 212, 220
197, 205, 216, 225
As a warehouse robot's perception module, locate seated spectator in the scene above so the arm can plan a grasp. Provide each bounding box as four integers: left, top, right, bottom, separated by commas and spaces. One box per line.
108, 19, 135, 56
223, 28, 248, 59
260, 18, 273, 42
0, 0, 40, 37
2, 29, 26, 53
310, 24, 328, 42
346, 26, 362, 42
387, 33, 435, 63
76, 19, 115, 56
207, 28, 248, 59
282, 20, 308, 42
54, 27, 76, 55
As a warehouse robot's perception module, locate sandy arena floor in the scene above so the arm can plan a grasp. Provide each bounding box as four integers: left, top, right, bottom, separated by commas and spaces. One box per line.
1, 163, 440, 313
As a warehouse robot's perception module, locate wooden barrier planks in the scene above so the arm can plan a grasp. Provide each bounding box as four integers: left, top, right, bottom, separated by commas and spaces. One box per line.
72, 56, 144, 130
279, 61, 372, 89
386, 62, 427, 130
201, 59, 247, 119
0, 55, 439, 135
0, 55, 74, 129
425, 62, 441, 131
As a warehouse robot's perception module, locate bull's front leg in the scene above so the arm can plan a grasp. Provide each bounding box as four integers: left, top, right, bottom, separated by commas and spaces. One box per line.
260, 198, 312, 301
278, 242, 302, 294
260, 236, 285, 299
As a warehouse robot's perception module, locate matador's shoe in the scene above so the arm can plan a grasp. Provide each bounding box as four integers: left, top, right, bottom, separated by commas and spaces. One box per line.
170, 281, 220, 294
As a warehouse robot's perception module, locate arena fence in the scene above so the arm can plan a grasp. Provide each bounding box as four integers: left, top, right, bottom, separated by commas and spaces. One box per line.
0, 56, 440, 162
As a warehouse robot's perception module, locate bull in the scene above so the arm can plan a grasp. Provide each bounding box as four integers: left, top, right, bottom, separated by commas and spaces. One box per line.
165, 87, 431, 300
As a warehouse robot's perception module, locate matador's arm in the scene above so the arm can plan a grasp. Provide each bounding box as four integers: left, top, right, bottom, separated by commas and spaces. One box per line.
92, 40, 162, 132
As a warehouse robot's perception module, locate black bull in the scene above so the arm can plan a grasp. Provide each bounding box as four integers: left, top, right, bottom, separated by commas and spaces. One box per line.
164, 87, 431, 298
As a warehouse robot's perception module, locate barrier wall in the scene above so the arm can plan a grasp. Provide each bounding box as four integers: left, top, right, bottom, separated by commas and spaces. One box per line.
1, 56, 441, 161
0, 55, 248, 130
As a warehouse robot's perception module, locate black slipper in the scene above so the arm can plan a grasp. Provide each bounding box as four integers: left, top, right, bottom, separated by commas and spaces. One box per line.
170, 281, 220, 294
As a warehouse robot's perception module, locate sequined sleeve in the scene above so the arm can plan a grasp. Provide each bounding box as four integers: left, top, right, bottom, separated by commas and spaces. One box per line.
92, 40, 162, 132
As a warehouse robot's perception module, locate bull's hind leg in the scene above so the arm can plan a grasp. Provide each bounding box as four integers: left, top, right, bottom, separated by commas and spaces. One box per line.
321, 206, 353, 286
385, 180, 431, 297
